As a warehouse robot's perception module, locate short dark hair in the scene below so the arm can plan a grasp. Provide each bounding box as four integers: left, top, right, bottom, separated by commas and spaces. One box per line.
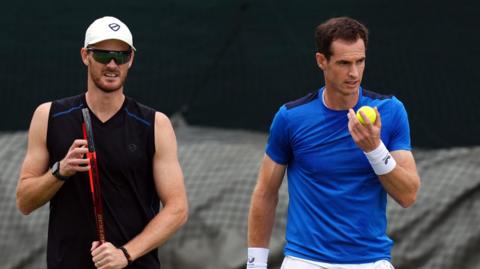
315, 17, 368, 60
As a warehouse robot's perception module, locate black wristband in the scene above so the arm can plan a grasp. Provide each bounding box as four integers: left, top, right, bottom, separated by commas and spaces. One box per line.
119, 246, 132, 265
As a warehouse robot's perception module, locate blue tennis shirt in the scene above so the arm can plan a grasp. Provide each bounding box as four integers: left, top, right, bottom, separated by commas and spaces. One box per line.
266, 87, 411, 263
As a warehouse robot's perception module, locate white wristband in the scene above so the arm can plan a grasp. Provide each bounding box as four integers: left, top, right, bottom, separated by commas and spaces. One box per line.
364, 141, 397, 175
247, 248, 269, 268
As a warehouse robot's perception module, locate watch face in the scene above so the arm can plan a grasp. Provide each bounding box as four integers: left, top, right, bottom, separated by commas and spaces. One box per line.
52, 161, 67, 180
52, 162, 59, 172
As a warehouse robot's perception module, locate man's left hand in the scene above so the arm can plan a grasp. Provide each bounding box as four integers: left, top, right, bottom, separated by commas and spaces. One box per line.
91, 241, 129, 269
347, 107, 381, 152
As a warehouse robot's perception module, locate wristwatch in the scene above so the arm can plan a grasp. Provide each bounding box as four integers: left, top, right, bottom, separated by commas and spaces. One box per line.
51, 161, 70, 181
119, 246, 133, 265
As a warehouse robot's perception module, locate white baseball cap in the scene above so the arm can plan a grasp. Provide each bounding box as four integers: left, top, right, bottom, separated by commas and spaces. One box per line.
84, 16, 136, 51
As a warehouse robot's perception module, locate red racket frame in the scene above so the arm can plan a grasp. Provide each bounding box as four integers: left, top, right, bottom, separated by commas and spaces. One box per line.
82, 108, 106, 243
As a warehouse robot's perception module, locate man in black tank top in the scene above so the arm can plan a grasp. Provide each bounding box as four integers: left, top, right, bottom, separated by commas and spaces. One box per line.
16, 16, 188, 269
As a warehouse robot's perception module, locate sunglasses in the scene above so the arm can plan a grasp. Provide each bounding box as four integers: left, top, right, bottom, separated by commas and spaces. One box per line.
87, 48, 132, 65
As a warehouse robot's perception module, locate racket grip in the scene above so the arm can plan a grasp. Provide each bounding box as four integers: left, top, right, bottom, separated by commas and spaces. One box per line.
97, 213, 106, 243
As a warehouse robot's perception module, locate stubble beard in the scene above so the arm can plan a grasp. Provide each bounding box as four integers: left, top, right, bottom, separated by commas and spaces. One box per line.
91, 72, 127, 94
95, 81, 123, 94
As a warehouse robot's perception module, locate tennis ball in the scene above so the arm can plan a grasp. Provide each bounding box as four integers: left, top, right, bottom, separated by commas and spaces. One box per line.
356, 106, 376, 125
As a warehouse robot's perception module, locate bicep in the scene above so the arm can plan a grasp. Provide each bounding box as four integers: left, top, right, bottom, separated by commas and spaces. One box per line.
266, 108, 292, 165
388, 100, 411, 151
20, 103, 51, 180
255, 154, 287, 195
152, 112, 186, 205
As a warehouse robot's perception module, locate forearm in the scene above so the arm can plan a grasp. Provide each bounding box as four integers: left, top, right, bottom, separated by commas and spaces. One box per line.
16, 172, 63, 215
248, 190, 279, 247
123, 203, 188, 261
379, 164, 420, 208
361, 139, 420, 208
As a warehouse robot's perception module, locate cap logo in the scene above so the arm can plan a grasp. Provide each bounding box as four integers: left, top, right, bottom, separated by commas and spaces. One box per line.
108, 23, 120, 31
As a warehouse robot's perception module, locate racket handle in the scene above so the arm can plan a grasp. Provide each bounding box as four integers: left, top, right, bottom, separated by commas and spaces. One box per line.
97, 213, 106, 243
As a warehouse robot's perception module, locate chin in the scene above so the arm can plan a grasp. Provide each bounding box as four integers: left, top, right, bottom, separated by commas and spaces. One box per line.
94, 81, 123, 93
99, 86, 122, 93
344, 84, 359, 92
96, 76, 126, 91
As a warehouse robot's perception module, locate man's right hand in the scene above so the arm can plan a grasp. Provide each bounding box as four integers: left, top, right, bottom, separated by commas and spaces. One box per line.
60, 139, 90, 177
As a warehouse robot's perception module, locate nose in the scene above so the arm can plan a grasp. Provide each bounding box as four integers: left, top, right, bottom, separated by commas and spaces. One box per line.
106, 58, 119, 67
348, 65, 359, 78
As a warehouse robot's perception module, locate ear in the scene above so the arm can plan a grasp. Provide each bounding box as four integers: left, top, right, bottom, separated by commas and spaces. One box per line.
80, 48, 89, 66
315, 52, 327, 70
128, 50, 135, 69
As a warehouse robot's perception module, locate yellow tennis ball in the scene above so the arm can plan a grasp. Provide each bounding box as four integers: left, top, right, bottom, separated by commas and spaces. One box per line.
356, 106, 376, 125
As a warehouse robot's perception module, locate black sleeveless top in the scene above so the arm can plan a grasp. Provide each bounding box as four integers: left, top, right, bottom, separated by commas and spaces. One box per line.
46, 94, 160, 269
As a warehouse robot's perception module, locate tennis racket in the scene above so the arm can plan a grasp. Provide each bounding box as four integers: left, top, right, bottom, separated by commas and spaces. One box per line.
82, 108, 106, 243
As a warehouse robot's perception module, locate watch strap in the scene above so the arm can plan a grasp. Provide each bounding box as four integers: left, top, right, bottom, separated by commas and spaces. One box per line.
52, 161, 69, 181
119, 246, 133, 265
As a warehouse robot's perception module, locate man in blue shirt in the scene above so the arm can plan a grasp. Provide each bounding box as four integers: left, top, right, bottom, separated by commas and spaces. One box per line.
247, 17, 420, 269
